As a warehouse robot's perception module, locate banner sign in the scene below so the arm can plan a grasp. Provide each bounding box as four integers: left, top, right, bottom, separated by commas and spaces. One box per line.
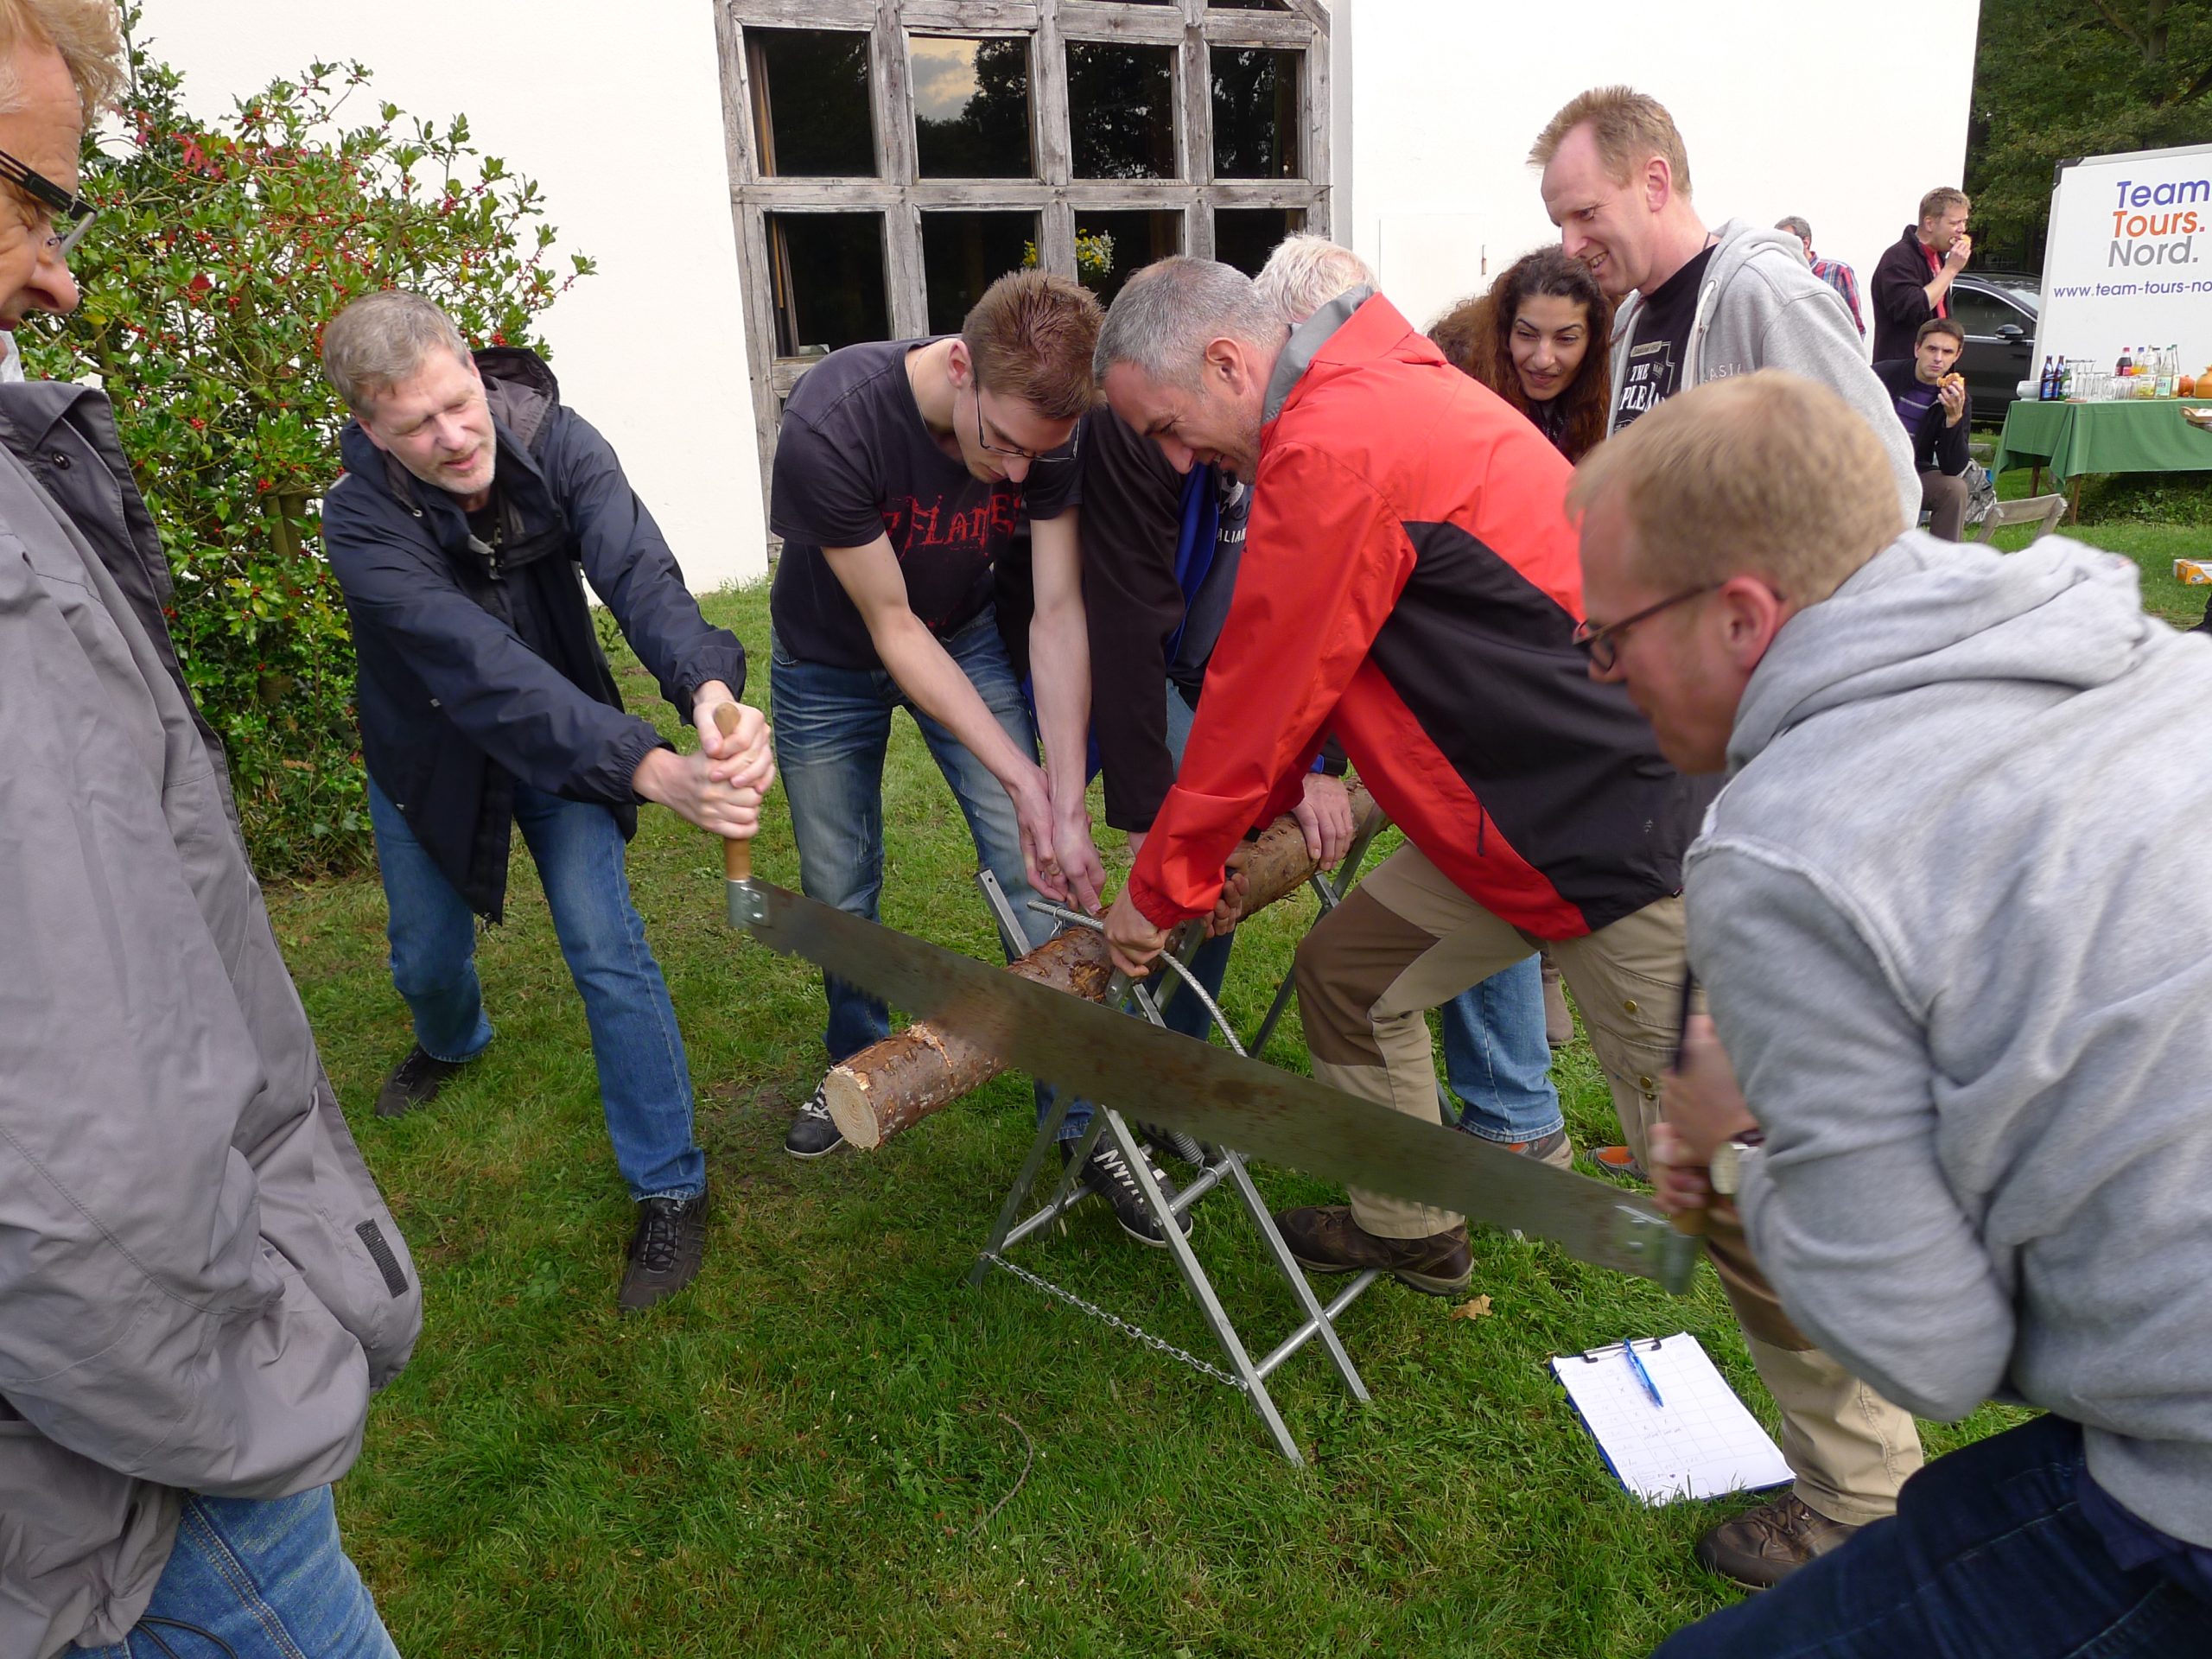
2034, 142, 2212, 385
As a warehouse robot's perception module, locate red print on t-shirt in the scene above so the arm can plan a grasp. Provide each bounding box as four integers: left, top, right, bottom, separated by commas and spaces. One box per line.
880, 488, 1022, 561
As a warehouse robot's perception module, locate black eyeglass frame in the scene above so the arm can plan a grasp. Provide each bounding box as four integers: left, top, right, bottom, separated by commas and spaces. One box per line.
969, 378, 1080, 468
1572, 584, 1721, 672
0, 144, 94, 257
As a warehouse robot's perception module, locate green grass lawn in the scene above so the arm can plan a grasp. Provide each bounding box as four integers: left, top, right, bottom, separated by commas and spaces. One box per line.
274, 527, 2185, 1654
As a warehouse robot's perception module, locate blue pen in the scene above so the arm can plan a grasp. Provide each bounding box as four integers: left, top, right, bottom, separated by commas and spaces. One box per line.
1624, 1341, 1664, 1408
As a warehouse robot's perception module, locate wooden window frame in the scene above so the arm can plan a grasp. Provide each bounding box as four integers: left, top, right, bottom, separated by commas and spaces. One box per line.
714, 0, 1332, 505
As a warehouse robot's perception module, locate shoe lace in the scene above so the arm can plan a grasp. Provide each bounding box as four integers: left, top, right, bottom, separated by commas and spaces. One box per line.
798, 1090, 833, 1122
635, 1203, 683, 1274
397, 1047, 441, 1087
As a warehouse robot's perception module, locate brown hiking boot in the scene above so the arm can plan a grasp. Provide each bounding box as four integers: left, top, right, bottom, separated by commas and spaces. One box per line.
1694, 1493, 1862, 1590
1275, 1205, 1471, 1295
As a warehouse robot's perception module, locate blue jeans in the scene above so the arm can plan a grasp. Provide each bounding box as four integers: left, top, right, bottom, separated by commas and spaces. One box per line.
1653, 1415, 2212, 1658
1440, 955, 1561, 1143
73, 1486, 396, 1658
772, 611, 1086, 1140
367, 778, 705, 1201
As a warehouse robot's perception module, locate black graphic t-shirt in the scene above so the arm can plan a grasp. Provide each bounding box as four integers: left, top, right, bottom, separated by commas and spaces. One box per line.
769, 336, 1079, 671
1613, 244, 1716, 434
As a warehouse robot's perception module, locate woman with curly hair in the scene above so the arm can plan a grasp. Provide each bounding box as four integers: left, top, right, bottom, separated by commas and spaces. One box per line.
1430, 246, 1611, 463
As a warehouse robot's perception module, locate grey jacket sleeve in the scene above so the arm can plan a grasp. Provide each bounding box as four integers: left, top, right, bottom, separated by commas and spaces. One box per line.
1754, 291, 1923, 528
1688, 840, 2014, 1420
0, 543, 371, 1498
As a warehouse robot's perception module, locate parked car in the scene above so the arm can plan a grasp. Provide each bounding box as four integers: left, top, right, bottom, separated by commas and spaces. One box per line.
1942, 272, 2041, 425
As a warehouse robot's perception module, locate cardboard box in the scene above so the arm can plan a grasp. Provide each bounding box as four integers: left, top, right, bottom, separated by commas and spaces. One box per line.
2176, 558, 2212, 586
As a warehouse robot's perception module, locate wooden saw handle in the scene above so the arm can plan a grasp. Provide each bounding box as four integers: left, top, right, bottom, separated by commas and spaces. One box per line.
711, 702, 753, 883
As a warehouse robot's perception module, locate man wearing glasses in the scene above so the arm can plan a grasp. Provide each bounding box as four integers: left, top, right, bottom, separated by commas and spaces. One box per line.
767, 271, 1138, 1219
0, 3, 418, 1655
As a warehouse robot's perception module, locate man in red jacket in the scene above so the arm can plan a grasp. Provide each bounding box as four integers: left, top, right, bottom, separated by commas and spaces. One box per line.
1096, 257, 1703, 1296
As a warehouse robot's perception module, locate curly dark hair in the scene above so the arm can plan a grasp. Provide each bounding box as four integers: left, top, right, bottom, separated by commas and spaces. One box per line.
1428, 248, 1612, 462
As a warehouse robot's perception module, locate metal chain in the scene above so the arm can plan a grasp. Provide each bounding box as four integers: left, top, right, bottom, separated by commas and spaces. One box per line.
978, 1251, 1246, 1391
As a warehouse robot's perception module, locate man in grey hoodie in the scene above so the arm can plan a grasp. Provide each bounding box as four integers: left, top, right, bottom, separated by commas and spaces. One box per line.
1575, 369, 2212, 1656
1534, 86, 1917, 521
1529, 86, 1925, 1588
0, 5, 420, 1655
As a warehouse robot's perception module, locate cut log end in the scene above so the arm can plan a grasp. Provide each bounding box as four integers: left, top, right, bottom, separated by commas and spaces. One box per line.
822, 1066, 881, 1149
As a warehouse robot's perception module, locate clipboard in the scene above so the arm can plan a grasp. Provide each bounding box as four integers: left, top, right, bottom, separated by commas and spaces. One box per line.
1548, 1332, 1791, 1505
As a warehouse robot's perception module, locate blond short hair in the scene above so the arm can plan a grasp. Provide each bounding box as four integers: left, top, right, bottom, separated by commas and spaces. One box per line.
1918, 187, 1970, 225
1529, 86, 1692, 200
1254, 233, 1374, 326
1567, 372, 1902, 606
0, 0, 124, 121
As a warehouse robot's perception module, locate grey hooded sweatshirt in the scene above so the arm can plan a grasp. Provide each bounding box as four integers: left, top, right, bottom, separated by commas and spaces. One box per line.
1607, 219, 1921, 527
1688, 530, 2212, 1548
0, 382, 422, 1656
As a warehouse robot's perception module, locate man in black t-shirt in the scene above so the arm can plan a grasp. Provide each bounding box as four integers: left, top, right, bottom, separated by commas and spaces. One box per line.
767, 272, 1147, 1218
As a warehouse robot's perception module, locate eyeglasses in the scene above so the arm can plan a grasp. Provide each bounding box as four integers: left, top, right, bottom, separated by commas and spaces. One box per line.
0, 144, 94, 257
971, 382, 1078, 467
1572, 585, 1720, 672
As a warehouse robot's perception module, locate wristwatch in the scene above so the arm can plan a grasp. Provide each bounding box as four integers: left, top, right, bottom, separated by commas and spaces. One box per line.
1707, 1129, 1767, 1197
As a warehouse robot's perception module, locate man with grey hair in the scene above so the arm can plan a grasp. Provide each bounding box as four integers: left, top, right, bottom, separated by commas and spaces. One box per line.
1095, 258, 1707, 1317
320, 289, 773, 1313
1777, 214, 1865, 340
0, 3, 420, 1654
1577, 369, 2212, 1656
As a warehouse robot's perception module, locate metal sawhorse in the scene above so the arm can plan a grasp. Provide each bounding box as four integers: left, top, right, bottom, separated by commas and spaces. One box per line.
965, 817, 1388, 1465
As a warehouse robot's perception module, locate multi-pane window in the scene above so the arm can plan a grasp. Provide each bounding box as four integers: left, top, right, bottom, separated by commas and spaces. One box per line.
719, 1, 1331, 486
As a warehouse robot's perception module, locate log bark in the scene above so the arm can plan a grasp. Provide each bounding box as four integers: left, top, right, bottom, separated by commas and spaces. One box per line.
823, 785, 1381, 1148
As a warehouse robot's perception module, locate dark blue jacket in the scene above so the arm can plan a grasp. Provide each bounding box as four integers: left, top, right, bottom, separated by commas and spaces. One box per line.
1872, 356, 1974, 478
322, 349, 746, 919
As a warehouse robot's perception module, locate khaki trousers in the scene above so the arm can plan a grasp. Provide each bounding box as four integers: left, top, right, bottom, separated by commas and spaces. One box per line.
1294, 842, 1923, 1522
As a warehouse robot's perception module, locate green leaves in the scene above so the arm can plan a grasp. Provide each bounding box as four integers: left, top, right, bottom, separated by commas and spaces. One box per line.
21, 9, 591, 877
1967, 0, 2212, 256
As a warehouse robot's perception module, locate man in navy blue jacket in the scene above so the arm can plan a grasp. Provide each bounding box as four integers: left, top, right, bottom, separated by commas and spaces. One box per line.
320, 290, 772, 1312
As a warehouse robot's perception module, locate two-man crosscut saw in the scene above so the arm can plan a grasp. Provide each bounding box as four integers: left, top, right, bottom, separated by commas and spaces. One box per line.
720, 839, 1700, 1294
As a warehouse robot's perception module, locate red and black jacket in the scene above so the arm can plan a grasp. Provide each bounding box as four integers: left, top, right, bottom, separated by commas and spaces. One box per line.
1125, 290, 1703, 939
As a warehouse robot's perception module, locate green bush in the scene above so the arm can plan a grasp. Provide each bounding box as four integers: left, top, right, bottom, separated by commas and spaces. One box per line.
21, 11, 593, 876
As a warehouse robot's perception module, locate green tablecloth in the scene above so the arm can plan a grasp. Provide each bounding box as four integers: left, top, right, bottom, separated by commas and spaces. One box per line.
1990, 397, 2212, 486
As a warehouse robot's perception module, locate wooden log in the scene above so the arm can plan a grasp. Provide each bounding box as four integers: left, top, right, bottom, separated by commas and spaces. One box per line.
822, 785, 1381, 1148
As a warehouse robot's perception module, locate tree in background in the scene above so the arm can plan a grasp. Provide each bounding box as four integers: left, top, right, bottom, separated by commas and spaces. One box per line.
21, 10, 593, 874
1967, 0, 2212, 267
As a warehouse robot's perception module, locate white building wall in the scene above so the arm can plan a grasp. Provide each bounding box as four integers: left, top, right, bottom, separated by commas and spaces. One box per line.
151, 0, 768, 592
1327, 0, 1983, 346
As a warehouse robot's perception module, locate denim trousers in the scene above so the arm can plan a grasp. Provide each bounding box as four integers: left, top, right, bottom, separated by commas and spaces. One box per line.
1440, 955, 1561, 1143
772, 610, 1084, 1139
73, 1486, 397, 1658
366, 778, 705, 1201
1652, 1414, 2212, 1658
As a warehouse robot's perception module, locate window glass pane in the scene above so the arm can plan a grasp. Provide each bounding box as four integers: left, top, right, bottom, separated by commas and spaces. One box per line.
1074, 210, 1182, 306
1948, 288, 2024, 339
1211, 47, 1301, 179
748, 29, 874, 177
767, 213, 889, 357
912, 36, 1034, 178
922, 211, 1042, 335
1212, 207, 1305, 277
1067, 42, 1177, 180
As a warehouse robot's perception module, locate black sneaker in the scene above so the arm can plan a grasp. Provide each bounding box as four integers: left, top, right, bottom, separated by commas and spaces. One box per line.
618, 1188, 709, 1313
1062, 1138, 1193, 1249
783, 1085, 845, 1159
375, 1044, 471, 1119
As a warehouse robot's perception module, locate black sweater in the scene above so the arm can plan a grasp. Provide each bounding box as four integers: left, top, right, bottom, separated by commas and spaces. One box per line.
1872, 357, 1973, 477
